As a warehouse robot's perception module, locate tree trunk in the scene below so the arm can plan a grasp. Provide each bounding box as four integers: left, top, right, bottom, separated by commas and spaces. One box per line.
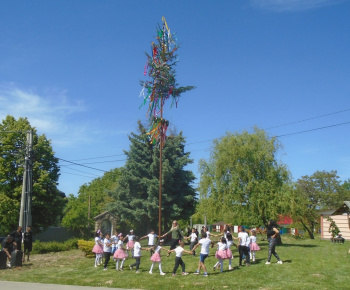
299, 219, 314, 239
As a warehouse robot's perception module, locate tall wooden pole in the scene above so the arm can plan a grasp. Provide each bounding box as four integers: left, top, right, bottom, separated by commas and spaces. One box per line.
158, 95, 163, 238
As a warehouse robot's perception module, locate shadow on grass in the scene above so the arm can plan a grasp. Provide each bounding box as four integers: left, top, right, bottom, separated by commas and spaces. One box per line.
279, 243, 318, 248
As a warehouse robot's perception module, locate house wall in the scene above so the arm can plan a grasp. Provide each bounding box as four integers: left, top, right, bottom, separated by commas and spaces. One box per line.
321, 214, 350, 240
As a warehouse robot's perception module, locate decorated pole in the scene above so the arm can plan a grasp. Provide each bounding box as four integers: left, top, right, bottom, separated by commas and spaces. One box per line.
140, 17, 194, 237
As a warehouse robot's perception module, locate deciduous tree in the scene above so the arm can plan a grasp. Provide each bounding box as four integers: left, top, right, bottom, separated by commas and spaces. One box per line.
196, 128, 290, 227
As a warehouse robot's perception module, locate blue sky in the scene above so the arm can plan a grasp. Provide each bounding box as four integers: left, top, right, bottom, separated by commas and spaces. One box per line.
1, 0, 349, 195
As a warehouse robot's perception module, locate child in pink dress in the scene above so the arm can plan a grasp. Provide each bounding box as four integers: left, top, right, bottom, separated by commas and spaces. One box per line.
213, 237, 228, 273
249, 230, 261, 262
113, 233, 128, 270
149, 239, 167, 275
92, 230, 104, 267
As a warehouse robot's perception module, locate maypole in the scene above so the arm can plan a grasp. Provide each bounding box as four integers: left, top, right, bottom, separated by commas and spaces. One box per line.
140, 17, 194, 237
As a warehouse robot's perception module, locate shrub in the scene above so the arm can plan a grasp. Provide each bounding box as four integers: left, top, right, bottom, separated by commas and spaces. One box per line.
32, 238, 79, 254
77, 240, 95, 258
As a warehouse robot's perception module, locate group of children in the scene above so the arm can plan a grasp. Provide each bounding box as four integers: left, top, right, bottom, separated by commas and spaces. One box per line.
92, 225, 261, 277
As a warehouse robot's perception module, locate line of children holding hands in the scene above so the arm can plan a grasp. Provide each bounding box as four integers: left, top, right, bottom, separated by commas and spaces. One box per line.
92, 226, 260, 276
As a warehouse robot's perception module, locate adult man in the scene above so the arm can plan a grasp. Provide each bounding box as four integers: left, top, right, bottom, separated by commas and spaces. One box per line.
1, 235, 16, 266
238, 226, 250, 266
192, 232, 213, 276
11, 226, 22, 251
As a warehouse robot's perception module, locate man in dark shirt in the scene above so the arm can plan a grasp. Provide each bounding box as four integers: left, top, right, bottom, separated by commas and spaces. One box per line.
1, 235, 15, 261
11, 226, 22, 251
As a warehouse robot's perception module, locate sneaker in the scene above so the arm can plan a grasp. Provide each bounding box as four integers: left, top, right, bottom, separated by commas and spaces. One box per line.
172, 273, 176, 277
203, 273, 208, 277
213, 266, 216, 271
193, 271, 199, 275
182, 272, 189, 276
129, 265, 132, 270
246, 263, 251, 266
119, 268, 123, 271
135, 270, 140, 273
228, 266, 233, 270
277, 260, 283, 264
265, 261, 271, 265
103, 268, 107, 271
160, 272, 166, 275
149, 271, 153, 274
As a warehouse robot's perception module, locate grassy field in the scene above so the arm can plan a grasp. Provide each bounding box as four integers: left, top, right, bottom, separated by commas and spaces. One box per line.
0, 235, 349, 289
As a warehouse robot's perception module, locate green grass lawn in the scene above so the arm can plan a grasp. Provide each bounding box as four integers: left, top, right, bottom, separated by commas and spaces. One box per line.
0, 235, 349, 289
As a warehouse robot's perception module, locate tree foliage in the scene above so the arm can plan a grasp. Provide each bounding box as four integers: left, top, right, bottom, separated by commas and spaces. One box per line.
0, 115, 65, 234
195, 128, 290, 227
287, 170, 344, 239
61, 168, 121, 237
106, 121, 196, 233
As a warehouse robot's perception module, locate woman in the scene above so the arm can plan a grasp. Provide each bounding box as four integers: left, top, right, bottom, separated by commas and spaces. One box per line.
160, 220, 183, 257
265, 220, 283, 265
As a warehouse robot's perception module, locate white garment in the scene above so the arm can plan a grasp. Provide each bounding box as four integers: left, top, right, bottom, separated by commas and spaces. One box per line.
174, 246, 184, 257
147, 233, 157, 245
217, 242, 227, 251
238, 232, 248, 246
126, 234, 135, 241
133, 242, 141, 257
111, 235, 119, 249
227, 240, 234, 248
117, 240, 124, 249
246, 236, 251, 247
154, 245, 161, 253
95, 237, 101, 245
190, 233, 197, 243
103, 238, 111, 252
199, 238, 211, 255
250, 236, 257, 243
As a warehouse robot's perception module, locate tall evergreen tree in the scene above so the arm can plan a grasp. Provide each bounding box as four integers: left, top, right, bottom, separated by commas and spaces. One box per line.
106, 121, 196, 233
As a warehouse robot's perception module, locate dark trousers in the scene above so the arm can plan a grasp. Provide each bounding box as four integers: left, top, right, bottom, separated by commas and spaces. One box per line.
238, 245, 250, 265
190, 242, 196, 256
148, 245, 154, 257
267, 238, 280, 262
173, 256, 185, 274
170, 239, 179, 250
130, 256, 141, 270
103, 252, 111, 268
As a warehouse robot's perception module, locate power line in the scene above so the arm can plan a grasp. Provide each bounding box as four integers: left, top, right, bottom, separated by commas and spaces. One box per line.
58, 158, 108, 173
274, 120, 350, 138
265, 108, 350, 130
60, 171, 100, 179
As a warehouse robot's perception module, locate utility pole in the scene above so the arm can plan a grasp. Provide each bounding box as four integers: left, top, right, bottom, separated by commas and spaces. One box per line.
19, 130, 33, 229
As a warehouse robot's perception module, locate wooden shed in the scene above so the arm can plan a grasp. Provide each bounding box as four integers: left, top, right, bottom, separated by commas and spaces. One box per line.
320, 201, 350, 241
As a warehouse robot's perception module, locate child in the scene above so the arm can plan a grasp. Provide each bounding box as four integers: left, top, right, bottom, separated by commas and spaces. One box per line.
192, 232, 213, 277
212, 237, 228, 273
92, 230, 104, 267
129, 236, 148, 273
185, 228, 198, 256
140, 229, 158, 257
149, 239, 167, 275
168, 241, 191, 276
124, 230, 135, 258
249, 230, 261, 262
103, 233, 112, 270
226, 233, 235, 270
113, 233, 128, 270
111, 231, 119, 256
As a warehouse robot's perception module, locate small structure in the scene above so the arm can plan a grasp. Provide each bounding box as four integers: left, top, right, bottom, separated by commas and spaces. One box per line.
212, 221, 228, 233
320, 201, 350, 241
94, 211, 118, 237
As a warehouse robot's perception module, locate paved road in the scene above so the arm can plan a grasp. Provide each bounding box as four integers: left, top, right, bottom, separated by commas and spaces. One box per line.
0, 281, 141, 290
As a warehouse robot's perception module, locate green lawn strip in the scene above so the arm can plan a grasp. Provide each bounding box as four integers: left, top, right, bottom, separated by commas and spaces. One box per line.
0, 235, 349, 289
